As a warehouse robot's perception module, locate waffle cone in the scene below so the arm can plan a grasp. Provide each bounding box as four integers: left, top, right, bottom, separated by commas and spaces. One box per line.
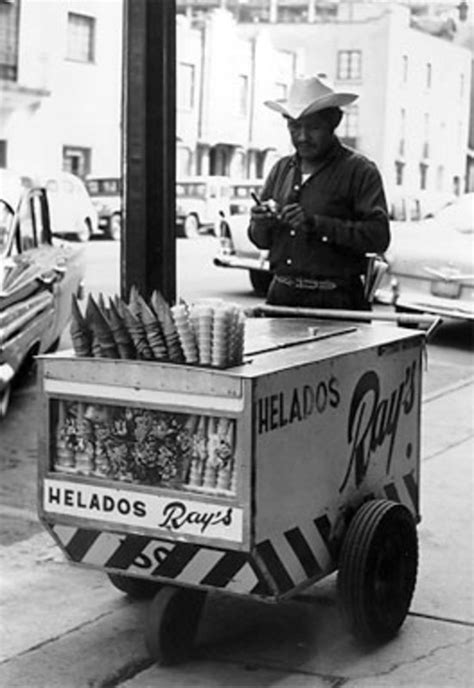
70, 294, 93, 357
121, 304, 154, 360
151, 291, 184, 362
85, 295, 119, 358
108, 300, 136, 359
140, 299, 167, 359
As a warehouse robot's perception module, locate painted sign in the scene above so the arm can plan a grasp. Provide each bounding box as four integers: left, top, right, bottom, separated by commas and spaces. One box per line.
340, 360, 417, 492
43, 479, 243, 542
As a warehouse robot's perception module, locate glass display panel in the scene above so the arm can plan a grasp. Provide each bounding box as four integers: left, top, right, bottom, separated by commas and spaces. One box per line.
51, 399, 237, 495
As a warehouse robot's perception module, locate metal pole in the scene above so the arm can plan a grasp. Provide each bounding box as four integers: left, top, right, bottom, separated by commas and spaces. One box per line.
121, 0, 176, 304
249, 304, 440, 328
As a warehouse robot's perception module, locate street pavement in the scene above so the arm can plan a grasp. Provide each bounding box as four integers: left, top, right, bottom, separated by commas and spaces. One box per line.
0, 372, 472, 688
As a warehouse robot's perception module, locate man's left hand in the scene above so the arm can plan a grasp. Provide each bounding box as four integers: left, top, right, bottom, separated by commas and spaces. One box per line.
279, 203, 311, 229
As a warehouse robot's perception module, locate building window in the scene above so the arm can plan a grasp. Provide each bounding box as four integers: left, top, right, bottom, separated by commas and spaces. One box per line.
0, 0, 19, 80
341, 104, 358, 138
337, 50, 362, 80
419, 162, 428, 191
0, 140, 7, 168
177, 62, 195, 111
426, 62, 432, 89
62, 146, 91, 178
422, 113, 430, 159
237, 75, 249, 117
399, 108, 406, 157
395, 161, 404, 186
67, 13, 95, 63
402, 55, 408, 83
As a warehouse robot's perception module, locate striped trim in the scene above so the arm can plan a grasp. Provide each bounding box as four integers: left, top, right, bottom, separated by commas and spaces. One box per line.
105, 535, 151, 570
284, 527, 322, 578
52, 525, 270, 597
313, 514, 337, 559
384, 481, 401, 503
256, 539, 294, 593
255, 469, 419, 595
50, 469, 419, 599
403, 471, 418, 512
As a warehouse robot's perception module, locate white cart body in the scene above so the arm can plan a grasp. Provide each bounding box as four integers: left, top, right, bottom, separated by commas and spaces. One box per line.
38, 318, 423, 601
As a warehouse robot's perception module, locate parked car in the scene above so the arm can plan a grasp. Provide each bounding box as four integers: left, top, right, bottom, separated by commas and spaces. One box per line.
214, 207, 272, 295
86, 175, 234, 240
214, 179, 273, 295
85, 176, 122, 240
176, 176, 231, 238
43, 172, 98, 242
377, 193, 474, 322
0, 172, 86, 417
228, 178, 264, 216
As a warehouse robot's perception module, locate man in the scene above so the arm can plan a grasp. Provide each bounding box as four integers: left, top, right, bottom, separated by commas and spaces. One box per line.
248, 75, 390, 310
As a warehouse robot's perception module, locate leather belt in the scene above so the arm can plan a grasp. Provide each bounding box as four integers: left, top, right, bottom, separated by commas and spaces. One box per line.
275, 275, 338, 291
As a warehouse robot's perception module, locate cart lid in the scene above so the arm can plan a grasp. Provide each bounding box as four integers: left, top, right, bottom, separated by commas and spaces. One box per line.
244, 318, 356, 356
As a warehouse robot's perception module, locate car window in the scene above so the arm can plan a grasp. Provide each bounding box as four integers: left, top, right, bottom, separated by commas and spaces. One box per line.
14, 195, 38, 252
86, 179, 99, 195
0, 201, 13, 255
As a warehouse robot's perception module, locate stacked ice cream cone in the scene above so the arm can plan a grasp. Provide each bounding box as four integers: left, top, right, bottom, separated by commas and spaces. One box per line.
69, 291, 245, 368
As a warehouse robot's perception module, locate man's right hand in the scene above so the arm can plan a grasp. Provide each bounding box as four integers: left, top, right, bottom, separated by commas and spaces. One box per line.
250, 201, 280, 227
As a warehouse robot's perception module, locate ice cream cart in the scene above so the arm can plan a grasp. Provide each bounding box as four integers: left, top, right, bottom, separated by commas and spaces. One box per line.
38, 314, 423, 664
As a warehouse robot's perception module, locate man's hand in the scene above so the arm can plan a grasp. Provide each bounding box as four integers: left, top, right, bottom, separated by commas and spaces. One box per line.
250, 202, 279, 228
280, 203, 311, 229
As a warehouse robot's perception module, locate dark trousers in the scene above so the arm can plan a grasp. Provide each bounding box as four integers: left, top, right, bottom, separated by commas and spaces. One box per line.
266, 275, 370, 311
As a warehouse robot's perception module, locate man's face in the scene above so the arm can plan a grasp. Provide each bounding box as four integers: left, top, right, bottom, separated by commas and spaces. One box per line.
286, 113, 334, 162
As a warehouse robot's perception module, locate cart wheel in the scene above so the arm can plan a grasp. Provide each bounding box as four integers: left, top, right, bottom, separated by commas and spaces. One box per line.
107, 572, 162, 599
145, 586, 207, 665
337, 499, 418, 644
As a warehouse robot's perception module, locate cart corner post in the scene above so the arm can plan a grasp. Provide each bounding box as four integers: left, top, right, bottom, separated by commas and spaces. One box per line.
121, 0, 177, 304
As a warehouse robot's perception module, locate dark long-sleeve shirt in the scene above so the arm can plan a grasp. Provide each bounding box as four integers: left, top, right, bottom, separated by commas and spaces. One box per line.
248, 139, 390, 279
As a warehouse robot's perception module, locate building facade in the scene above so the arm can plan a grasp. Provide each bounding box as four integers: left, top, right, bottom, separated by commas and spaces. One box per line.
0, 0, 122, 178
237, 2, 472, 204
0, 0, 471, 206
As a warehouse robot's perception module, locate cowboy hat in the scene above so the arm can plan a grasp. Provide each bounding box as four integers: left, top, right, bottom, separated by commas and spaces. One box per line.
264, 75, 358, 120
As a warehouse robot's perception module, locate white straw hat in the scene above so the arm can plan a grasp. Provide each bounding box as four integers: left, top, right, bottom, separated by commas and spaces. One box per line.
264, 75, 358, 120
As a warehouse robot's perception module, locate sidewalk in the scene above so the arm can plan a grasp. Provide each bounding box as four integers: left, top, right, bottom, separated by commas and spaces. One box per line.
0, 381, 473, 687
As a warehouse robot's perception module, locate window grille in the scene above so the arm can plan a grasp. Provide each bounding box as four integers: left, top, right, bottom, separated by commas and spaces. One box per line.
67, 13, 95, 63
337, 50, 361, 80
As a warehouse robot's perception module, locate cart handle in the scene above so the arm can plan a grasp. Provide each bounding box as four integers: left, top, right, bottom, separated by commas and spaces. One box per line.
246, 304, 442, 339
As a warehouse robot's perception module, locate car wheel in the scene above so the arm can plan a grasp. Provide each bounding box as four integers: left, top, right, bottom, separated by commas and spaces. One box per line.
183, 214, 199, 239
76, 219, 92, 242
249, 269, 272, 297
0, 384, 11, 419
108, 213, 121, 241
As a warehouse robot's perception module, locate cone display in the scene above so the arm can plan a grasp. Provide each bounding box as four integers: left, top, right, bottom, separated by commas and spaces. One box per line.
108, 299, 136, 359
85, 295, 119, 359
121, 303, 154, 360
70, 294, 93, 357
70, 290, 245, 368
151, 290, 184, 362
171, 304, 198, 364
139, 297, 168, 360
